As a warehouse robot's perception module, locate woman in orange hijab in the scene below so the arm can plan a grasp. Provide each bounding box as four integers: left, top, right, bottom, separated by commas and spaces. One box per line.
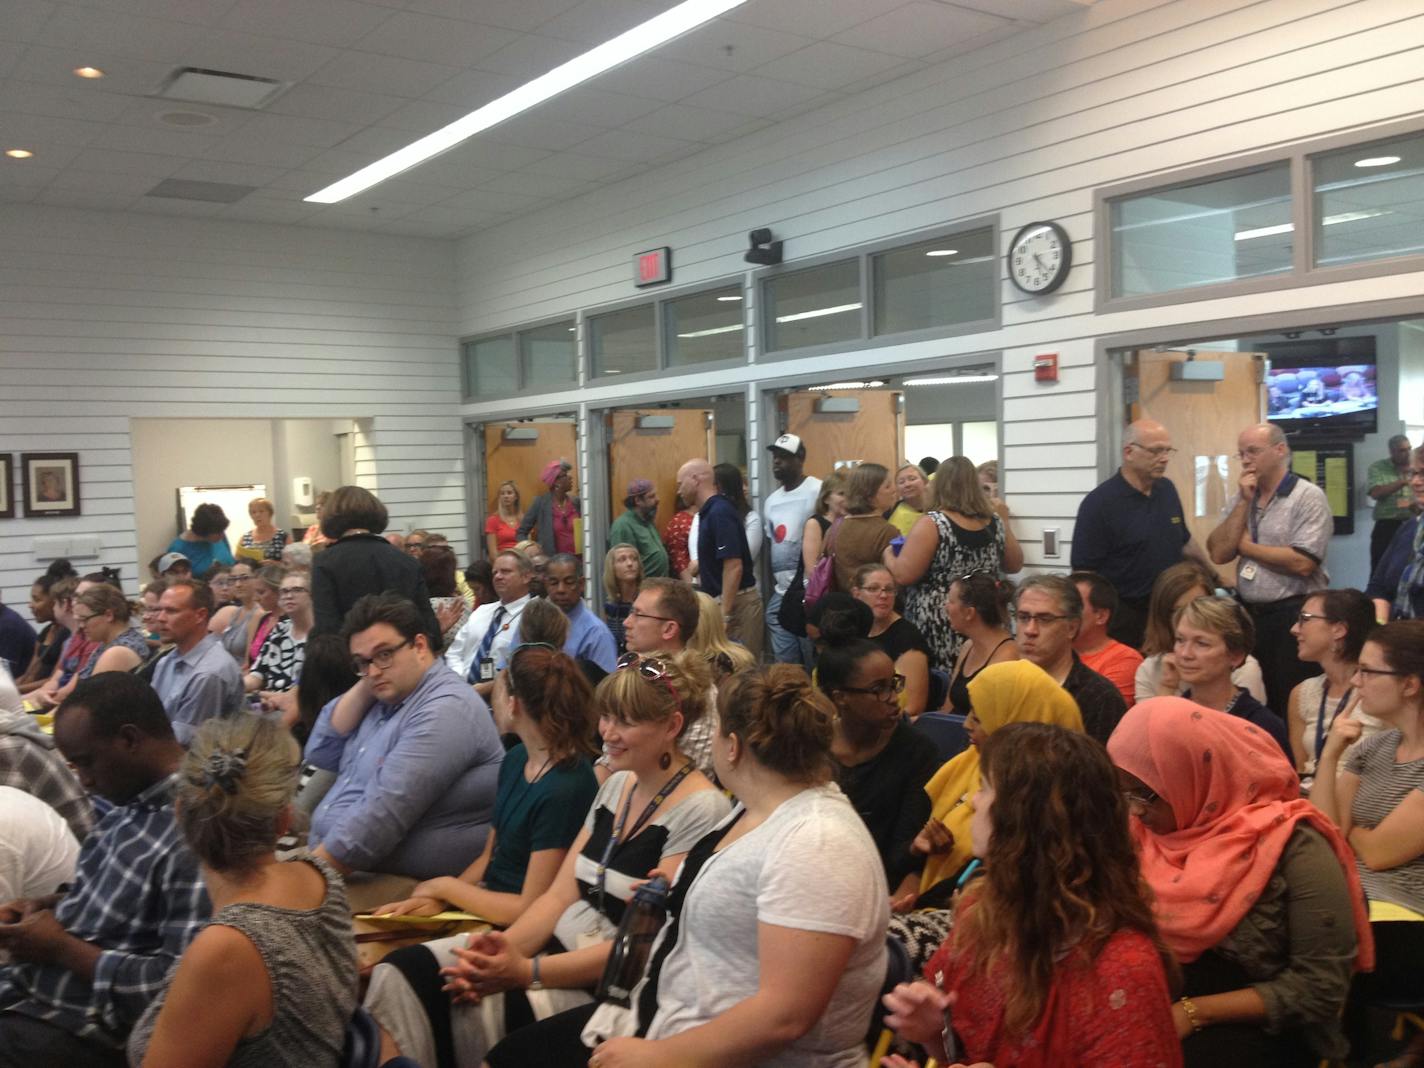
1108, 697, 1373, 1068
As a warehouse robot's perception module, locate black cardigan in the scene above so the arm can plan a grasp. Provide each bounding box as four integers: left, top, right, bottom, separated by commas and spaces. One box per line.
311, 533, 441, 645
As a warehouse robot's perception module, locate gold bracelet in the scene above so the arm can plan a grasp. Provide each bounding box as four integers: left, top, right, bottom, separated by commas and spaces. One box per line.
1178, 995, 1204, 1032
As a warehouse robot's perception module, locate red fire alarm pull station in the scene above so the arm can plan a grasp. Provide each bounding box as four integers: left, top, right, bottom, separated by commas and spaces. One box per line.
1034, 353, 1059, 382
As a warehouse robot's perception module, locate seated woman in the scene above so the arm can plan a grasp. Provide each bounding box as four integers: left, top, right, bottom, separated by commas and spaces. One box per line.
422, 545, 470, 650
237, 496, 289, 563
1312, 621, 1424, 1062
942, 571, 1019, 715
492, 664, 890, 1068
246, 570, 313, 727
1136, 561, 1267, 703
687, 591, 756, 683
916, 660, 1081, 907
818, 636, 939, 910
244, 564, 284, 671
72, 585, 148, 679
369, 651, 729, 1068
167, 502, 236, 575
210, 559, 262, 665
601, 544, 642, 656
1288, 587, 1384, 788
852, 563, 931, 718
1169, 595, 1291, 758
129, 715, 358, 1068
16, 560, 76, 695
1110, 697, 1372, 1068
204, 563, 235, 608
24, 575, 88, 706
885, 723, 1181, 1068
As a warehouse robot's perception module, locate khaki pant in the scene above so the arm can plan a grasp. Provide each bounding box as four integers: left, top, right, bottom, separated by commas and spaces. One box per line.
727, 585, 765, 663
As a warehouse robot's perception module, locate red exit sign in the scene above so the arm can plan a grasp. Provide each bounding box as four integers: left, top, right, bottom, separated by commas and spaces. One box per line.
633, 246, 672, 287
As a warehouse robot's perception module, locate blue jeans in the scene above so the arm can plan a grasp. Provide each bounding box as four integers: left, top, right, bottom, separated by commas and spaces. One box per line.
766, 589, 813, 669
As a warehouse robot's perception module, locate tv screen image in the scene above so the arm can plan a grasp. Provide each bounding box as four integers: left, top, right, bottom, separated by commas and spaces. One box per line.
1266, 364, 1377, 423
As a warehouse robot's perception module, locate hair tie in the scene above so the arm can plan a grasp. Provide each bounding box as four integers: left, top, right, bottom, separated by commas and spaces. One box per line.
201, 747, 248, 794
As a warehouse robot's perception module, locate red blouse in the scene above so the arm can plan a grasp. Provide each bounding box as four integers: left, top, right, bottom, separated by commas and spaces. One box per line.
663, 510, 694, 578
922, 925, 1181, 1068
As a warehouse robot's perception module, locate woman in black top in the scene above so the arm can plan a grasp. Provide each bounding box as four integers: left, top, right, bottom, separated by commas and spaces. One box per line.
944, 572, 1019, 715
309, 485, 439, 644
16, 559, 76, 693
851, 563, 931, 718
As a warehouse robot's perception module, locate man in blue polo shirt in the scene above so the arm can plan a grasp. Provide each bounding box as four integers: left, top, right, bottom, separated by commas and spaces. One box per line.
677, 457, 761, 660
539, 553, 617, 673
1072, 419, 1211, 648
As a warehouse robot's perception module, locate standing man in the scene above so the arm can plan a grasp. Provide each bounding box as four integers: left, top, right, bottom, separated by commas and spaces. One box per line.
763, 434, 821, 668
677, 458, 762, 661
444, 549, 532, 698
607, 479, 669, 578
1367, 434, 1419, 572
1072, 419, 1209, 648
539, 554, 618, 673
1208, 422, 1332, 715
148, 579, 244, 746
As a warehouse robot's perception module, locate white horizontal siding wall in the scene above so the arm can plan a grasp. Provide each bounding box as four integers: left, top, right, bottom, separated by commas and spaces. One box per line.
454, 0, 1424, 572
0, 206, 463, 614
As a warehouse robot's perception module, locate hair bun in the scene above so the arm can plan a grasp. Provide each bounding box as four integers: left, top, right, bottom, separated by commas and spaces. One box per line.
199, 747, 248, 795
46, 558, 77, 580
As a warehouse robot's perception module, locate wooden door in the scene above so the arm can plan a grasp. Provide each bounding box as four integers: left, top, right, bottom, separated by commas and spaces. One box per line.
1129, 350, 1265, 582
607, 409, 716, 533
483, 420, 578, 522
784, 389, 903, 476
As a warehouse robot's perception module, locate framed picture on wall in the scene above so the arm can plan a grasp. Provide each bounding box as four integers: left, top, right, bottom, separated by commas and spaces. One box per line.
20, 452, 81, 518
0, 454, 13, 519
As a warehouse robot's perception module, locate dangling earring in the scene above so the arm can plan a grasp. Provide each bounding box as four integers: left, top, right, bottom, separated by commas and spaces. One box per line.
659, 751, 672, 771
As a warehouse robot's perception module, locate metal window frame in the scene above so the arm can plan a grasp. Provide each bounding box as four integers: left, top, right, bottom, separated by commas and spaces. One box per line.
459, 312, 578, 401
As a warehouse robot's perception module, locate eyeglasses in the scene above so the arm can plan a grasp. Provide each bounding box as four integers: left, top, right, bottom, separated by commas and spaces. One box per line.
1408, 469, 1424, 479
1356, 664, 1409, 678
836, 674, 906, 700
351, 638, 411, 677
230, 574, 252, 583
278, 587, 309, 598
1014, 611, 1073, 627
856, 585, 896, 597
73, 612, 96, 625
627, 607, 677, 624
617, 652, 682, 707
1123, 785, 1160, 808
1237, 445, 1272, 459
1295, 611, 1335, 625
1128, 444, 1178, 458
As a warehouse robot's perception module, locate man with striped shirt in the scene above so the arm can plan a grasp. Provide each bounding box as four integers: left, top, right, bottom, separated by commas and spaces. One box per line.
0, 674, 209, 1066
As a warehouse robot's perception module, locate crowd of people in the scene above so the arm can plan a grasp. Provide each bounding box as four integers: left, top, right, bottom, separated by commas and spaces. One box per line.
0, 416, 1421, 1067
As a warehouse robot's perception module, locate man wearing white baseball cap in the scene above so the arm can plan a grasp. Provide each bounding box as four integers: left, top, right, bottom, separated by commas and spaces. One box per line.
763, 434, 821, 668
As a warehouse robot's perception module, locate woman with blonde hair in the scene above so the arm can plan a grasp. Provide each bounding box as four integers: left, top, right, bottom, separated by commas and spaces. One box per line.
601, 543, 642, 656
237, 496, 288, 563
486, 481, 522, 559
1135, 560, 1266, 702
129, 715, 358, 1068
688, 591, 756, 681
887, 462, 930, 537
886, 455, 1023, 671
800, 472, 848, 576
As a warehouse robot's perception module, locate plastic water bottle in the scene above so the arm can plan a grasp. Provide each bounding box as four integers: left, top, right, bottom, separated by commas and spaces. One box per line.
595, 876, 670, 1007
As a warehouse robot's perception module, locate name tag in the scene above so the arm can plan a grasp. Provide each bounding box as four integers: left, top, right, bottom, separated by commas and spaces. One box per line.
1239, 563, 1258, 581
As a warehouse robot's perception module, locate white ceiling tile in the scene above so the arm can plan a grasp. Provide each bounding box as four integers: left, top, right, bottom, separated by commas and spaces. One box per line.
831, 2, 1009, 59
520, 150, 637, 181
0, 40, 25, 80
60, 0, 238, 24
309, 50, 462, 97
199, 129, 326, 168
37, 189, 140, 210
534, 86, 662, 128
135, 196, 229, 216
424, 67, 522, 108
6, 46, 172, 94
93, 121, 223, 156
591, 56, 733, 103
48, 167, 160, 194
4, 79, 138, 123
39, 5, 207, 61
2, 0, 60, 44
944, 0, 1084, 22
233, 112, 361, 148
414, 140, 550, 180
571, 126, 696, 162
266, 82, 407, 125
703, 117, 773, 145
0, 160, 61, 189
400, 0, 582, 32
537, 0, 659, 44
0, 186, 42, 203
219, 0, 396, 48
0, 113, 107, 148
111, 95, 254, 132
326, 125, 414, 158
438, 186, 544, 214
170, 157, 289, 185
310, 198, 420, 222
478, 169, 596, 198
727, 0, 907, 37
765, 40, 913, 91
375, 98, 471, 133
181, 30, 340, 82
67, 146, 187, 177
659, 19, 817, 73
353, 11, 520, 68
481, 114, 597, 152
219, 196, 323, 223
352, 174, 468, 206
623, 102, 759, 142
678, 73, 826, 118
402, 202, 513, 227
476, 32, 587, 77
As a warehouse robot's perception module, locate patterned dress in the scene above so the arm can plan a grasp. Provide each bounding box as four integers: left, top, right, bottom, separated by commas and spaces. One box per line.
901, 511, 1006, 672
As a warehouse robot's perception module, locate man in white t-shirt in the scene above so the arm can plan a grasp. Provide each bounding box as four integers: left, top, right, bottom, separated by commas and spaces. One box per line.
762, 434, 821, 668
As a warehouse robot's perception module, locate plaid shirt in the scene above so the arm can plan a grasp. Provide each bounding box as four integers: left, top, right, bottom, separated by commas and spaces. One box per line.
0, 732, 94, 841
0, 774, 210, 1047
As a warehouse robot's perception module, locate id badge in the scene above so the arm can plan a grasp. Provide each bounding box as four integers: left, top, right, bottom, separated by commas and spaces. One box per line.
478, 657, 496, 682
1238, 562, 1258, 581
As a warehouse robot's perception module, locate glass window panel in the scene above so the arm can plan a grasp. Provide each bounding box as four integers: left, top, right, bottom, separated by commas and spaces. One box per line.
961, 421, 998, 466
1110, 165, 1293, 297
463, 334, 516, 397
1313, 133, 1424, 267
873, 228, 996, 335
764, 260, 862, 352
903, 423, 955, 467
590, 303, 656, 377
665, 286, 744, 367
521, 320, 578, 388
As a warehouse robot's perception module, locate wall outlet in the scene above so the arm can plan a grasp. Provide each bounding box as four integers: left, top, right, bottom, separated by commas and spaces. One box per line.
1043, 527, 1060, 558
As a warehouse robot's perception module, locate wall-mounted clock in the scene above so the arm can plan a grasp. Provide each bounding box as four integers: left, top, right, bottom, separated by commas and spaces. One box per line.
1007, 221, 1072, 295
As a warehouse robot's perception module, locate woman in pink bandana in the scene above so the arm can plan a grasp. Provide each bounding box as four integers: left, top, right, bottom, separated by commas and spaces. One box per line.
517, 458, 581, 558
1108, 697, 1373, 1067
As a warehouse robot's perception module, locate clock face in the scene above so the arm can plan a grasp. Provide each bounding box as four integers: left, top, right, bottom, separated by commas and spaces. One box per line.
1008, 221, 1071, 295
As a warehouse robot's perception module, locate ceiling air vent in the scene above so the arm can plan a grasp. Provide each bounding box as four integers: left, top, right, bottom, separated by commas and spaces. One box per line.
145, 179, 257, 203
154, 67, 287, 110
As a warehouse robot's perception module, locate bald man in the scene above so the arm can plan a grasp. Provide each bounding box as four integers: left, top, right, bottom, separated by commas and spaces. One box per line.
1072, 419, 1209, 648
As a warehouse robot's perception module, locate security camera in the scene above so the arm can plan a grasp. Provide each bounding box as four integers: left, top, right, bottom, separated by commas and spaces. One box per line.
745, 228, 783, 266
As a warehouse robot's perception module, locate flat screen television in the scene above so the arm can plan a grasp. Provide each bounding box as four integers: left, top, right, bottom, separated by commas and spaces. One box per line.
1260, 336, 1378, 438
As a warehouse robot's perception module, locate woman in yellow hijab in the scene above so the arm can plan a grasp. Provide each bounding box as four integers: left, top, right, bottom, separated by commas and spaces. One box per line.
916, 660, 1083, 897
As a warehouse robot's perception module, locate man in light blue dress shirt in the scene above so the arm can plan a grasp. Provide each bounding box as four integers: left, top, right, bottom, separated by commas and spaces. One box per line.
539, 554, 618, 674
148, 580, 243, 746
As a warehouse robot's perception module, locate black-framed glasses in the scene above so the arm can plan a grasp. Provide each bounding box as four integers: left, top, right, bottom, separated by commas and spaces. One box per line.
229, 574, 252, 583
855, 584, 896, 597
278, 586, 309, 598
72, 612, 96, 625
1014, 610, 1073, 627
836, 674, 906, 700
1295, 611, 1335, 625
1356, 665, 1409, 678
351, 638, 411, 677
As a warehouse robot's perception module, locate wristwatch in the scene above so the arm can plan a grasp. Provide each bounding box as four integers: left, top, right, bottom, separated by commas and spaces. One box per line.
528, 954, 544, 991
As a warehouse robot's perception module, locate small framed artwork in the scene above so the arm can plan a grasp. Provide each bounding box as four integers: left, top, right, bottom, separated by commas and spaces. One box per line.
0, 455, 12, 519
20, 452, 81, 518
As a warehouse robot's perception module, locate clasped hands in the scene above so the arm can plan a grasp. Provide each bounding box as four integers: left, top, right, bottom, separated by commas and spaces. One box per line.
440, 929, 530, 1004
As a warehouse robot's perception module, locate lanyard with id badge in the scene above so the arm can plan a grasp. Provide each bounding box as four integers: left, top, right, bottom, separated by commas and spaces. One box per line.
1240, 473, 1298, 583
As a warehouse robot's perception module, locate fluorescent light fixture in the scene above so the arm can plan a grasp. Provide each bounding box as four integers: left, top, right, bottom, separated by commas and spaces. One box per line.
676, 324, 743, 338
808, 380, 885, 391
902, 374, 999, 386
774, 302, 862, 324
1234, 209, 1391, 240
1355, 155, 1401, 168
924, 249, 958, 257
4, 148, 34, 159
1233, 223, 1293, 241
716, 295, 743, 301
306, 0, 750, 203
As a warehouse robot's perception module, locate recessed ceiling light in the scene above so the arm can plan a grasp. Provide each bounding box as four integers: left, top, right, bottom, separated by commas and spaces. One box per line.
73, 66, 105, 79
1354, 155, 1401, 168
716, 295, 743, 301
925, 249, 958, 257
306, 0, 750, 204
4, 149, 34, 159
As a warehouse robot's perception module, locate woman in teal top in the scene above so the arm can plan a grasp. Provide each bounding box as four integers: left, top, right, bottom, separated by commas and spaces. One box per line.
372, 642, 599, 922
167, 502, 236, 574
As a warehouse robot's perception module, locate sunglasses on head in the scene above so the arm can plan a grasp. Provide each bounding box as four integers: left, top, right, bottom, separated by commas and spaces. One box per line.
617, 652, 682, 708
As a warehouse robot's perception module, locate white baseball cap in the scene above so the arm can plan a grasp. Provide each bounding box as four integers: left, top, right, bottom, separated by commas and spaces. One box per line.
768, 433, 805, 458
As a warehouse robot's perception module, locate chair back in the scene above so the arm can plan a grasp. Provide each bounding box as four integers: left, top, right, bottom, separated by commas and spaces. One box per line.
913, 711, 970, 763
